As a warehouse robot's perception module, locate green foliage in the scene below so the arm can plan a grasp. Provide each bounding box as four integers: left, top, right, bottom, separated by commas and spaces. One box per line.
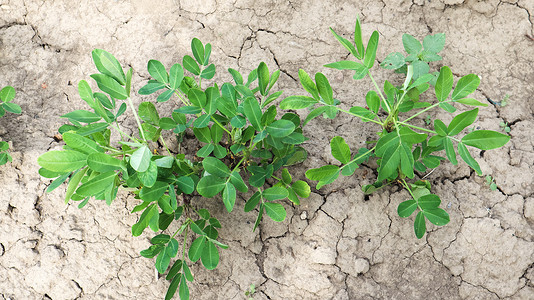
0, 85, 21, 166
283, 17, 510, 239
38, 40, 310, 299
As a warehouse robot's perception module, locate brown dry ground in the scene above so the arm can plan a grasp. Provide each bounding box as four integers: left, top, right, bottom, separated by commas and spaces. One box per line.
1, 0, 534, 299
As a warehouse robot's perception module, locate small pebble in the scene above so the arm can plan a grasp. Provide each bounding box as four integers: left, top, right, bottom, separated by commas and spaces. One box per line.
300, 211, 308, 220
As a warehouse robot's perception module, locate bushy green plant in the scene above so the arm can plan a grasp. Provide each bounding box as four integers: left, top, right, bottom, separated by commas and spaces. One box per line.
37, 39, 310, 299
281, 17, 510, 238
0, 85, 21, 165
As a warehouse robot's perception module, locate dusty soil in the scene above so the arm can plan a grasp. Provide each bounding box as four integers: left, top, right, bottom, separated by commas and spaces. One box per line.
1, 0, 534, 299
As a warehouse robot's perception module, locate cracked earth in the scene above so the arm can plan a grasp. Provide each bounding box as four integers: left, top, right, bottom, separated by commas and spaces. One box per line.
1, 0, 534, 299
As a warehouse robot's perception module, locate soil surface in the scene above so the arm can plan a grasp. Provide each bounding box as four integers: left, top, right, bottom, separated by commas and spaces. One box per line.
1, 0, 534, 299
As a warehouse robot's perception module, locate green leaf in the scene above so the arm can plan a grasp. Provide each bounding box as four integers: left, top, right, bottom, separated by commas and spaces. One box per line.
414, 211, 426, 239
229, 170, 248, 193
76, 171, 116, 197
454, 98, 487, 107
61, 110, 101, 123
191, 38, 205, 65
315, 73, 333, 105
179, 272, 190, 300
280, 95, 317, 110
183, 55, 200, 75
262, 187, 288, 201
87, 153, 122, 172
243, 97, 263, 131
192, 114, 210, 128
435, 66, 453, 102
131, 204, 157, 236
200, 63, 216, 80
165, 272, 181, 299
65, 168, 87, 203
324, 60, 364, 70
166, 260, 182, 281
38, 150, 87, 173
258, 62, 270, 96
402, 34, 422, 55
380, 52, 405, 69
462, 130, 510, 150
266, 119, 295, 138
156, 251, 171, 274
90, 74, 127, 100
201, 241, 219, 270
130, 146, 152, 172
363, 31, 379, 69
264, 202, 286, 222
197, 144, 214, 158
439, 102, 456, 113
377, 146, 401, 182
0, 86, 15, 102
46, 173, 70, 193
203, 43, 212, 65
298, 69, 319, 100
176, 176, 195, 194
222, 182, 236, 212
244, 192, 261, 212
202, 157, 230, 178
147, 60, 169, 84
291, 180, 310, 198
457, 142, 481, 175
169, 64, 184, 90
197, 175, 225, 198
418, 194, 441, 210
188, 88, 206, 108
2, 102, 21, 114
364, 91, 379, 114
305, 165, 340, 189
188, 236, 206, 262
452, 74, 480, 100
398, 200, 417, 218
138, 102, 160, 125
352, 65, 369, 80
138, 82, 166, 95
354, 16, 364, 58
63, 132, 104, 154
423, 208, 450, 226
330, 136, 351, 164
400, 143, 415, 179
140, 181, 168, 202
329, 28, 358, 57
423, 33, 445, 53
91, 49, 126, 85
433, 120, 448, 136
444, 137, 457, 165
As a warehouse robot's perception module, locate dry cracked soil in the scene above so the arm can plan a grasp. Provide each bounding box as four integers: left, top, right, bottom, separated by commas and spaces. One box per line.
1, 0, 534, 299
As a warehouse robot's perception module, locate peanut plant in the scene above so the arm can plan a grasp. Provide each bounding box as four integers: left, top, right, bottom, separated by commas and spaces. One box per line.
0, 85, 21, 166
37, 40, 310, 299
281, 17, 510, 238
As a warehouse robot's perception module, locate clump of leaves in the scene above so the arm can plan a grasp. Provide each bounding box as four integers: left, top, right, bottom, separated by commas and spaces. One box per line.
499, 121, 511, 133
37, 39, 310, 299
281, 16, 510, 238
0, 85, 21, 165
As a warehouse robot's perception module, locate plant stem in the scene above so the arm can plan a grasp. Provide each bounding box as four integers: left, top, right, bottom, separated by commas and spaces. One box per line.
335, 106, 383, 126
159, 135, 172, 155
339, 146, 375, 170
397, 122, 436, 134
112, 124, 136, 142
127, 97, 147, 142
402, 99, 453, 123
368, 71, 391, 113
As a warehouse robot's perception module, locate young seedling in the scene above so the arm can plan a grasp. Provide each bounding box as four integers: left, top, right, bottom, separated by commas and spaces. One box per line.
485, 175, 498, 191
245, 283, 256, 300
499, 121, 511, 133
38, 39, 310, 299
0, 85, 21, 166
281, 16, 510, 239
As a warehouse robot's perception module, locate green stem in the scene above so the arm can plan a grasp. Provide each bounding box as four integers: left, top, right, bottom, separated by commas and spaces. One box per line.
368, 71, 391, 113
339, 146, 376, 170
335, 106, 383, 126
398, 122, 436, 134
127, 97, 147, 142
159, 135, 172, 155
112, 124, 136, 142
402, 99, 453, 123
